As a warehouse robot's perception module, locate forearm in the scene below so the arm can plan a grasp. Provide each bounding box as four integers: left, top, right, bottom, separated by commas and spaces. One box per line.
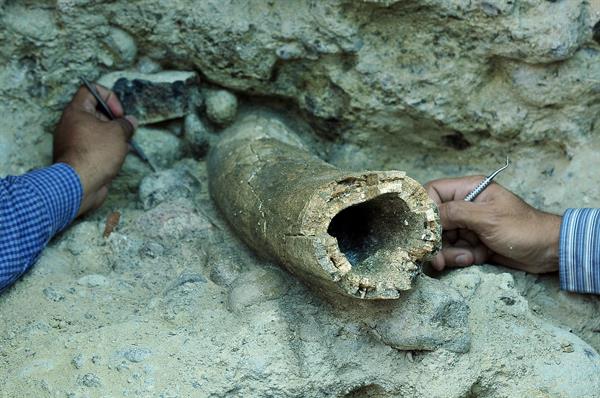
559, 208, 600, 294
0, 163, 82, 291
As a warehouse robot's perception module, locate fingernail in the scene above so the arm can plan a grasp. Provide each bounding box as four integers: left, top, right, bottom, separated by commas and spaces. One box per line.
455, 254, 470, 266
125, 115, 139, 130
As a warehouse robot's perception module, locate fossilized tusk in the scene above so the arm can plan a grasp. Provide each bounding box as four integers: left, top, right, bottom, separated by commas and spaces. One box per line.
207, 112, 441, 299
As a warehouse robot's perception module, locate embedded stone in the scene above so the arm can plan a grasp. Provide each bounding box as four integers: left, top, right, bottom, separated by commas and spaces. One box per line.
205, 89, 238, 126
134, 127, 183, 169
98, 71, 201, 125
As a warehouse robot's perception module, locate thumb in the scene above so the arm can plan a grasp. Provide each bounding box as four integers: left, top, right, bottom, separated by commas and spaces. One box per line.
438, 200, 486, 231
109, 116, 138, 141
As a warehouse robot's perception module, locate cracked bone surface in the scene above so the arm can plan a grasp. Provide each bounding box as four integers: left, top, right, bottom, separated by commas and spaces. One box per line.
208, 112, 441, 299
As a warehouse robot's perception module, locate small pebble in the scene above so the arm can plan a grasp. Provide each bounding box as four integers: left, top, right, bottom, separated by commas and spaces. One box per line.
123, 347, 152, 363
137, 56, 161, 74
77, 373, 102, 388
170, 272, 207, 289
184, 113, 210, 156
275, 42, 305, 60
138, 167, 198, 210
499, 296, 516, 306
561, 342, 574, 353
104, 27, 137, 66
77, 274, 108, 288
209, 258, 242, 287
134, 127, 183, 169
227, 267, 288, 312
71, 353, 84, 369
139, 241, 165, 259
43, 287, 65, 302
205, 90, 238, 126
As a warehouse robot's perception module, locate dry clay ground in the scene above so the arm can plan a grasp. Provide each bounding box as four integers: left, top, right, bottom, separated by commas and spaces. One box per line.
1, 0, 600, 396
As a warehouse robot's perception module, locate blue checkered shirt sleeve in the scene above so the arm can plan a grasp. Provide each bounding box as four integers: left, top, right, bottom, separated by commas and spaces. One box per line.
560, 208, 600, 294
0, 163, 82, 291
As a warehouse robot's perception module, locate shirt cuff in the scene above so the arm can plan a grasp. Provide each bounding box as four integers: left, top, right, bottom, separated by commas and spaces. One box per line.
559, 208, 600, 294
20, 163, 83, 236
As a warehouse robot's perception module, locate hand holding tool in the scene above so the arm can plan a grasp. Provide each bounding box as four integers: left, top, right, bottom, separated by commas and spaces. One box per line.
79, 77, 156, 172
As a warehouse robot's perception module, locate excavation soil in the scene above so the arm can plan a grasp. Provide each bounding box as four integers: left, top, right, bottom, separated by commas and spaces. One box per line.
1, 1, 600, 397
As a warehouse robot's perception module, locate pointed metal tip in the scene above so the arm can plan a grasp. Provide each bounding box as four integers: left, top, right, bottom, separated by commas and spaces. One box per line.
79, 76, 92, 90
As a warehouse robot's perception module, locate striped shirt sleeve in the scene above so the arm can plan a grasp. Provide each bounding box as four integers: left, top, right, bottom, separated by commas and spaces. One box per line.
0, 163, 82, 291
559, 208, 600, 294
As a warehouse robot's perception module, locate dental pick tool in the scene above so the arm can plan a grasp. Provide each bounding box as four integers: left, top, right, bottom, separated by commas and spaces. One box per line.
79, 77, 157, 172
464, 156, 510, 202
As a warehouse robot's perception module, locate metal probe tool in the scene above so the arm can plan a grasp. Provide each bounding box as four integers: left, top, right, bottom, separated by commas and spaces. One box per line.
79, 77, 157, 172
464, 156, 510, 202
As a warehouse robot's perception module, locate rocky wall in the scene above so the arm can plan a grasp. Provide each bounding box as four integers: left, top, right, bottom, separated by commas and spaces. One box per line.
1, 1, 600, 397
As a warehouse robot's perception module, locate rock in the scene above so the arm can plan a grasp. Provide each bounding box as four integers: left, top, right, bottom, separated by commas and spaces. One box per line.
98, 71, 197, 89
138, 166, 199, 209
71, 354, 84, 369
166, 272, 207, 293
98, 71, 201, 124
184, 113, 210, 156
77, 274, 108, 288
61, 222, 102, 256
42, 287, 65, 302
164, 119, 184, 137
1, 5, 58, 41
122, 347, 152, 363
204, 90, 238, 126
4, 1, 600, 397
136, 199, 213, 242
134, 127, 183, 169
336, 275, 471, 353
275, 43, 305, 60
103, 27, 137, 67
138, 241, 165, 259
77, 373, 102, 388
227, 267, 289, 312
209, 257, 242, 287
137, 57, 162, 74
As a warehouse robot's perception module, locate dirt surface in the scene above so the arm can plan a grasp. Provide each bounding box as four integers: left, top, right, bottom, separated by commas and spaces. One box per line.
1, 1, 600, 397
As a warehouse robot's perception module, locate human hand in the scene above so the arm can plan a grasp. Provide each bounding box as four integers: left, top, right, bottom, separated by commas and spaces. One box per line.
424, 176, 561, 274
53, 84, 137, 216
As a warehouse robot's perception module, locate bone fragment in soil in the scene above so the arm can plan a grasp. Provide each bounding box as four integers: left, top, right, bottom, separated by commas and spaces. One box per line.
208, 112, 441, 299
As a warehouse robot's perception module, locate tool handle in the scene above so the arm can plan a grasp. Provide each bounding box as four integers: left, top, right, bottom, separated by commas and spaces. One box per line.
464, 177, 492, 202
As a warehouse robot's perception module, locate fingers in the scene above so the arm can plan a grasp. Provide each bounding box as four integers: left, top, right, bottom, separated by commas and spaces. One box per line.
70, 85, 101, 113
431, 243, 490, 271
425, 175, 514, 205
113, 116, 138, 141
425, 176, 485, 204
94, 85, 124, 118
457, 229, 479, 246
438, 200, 486, 231
443, 230, 458, 244
70, 83, 125, 118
